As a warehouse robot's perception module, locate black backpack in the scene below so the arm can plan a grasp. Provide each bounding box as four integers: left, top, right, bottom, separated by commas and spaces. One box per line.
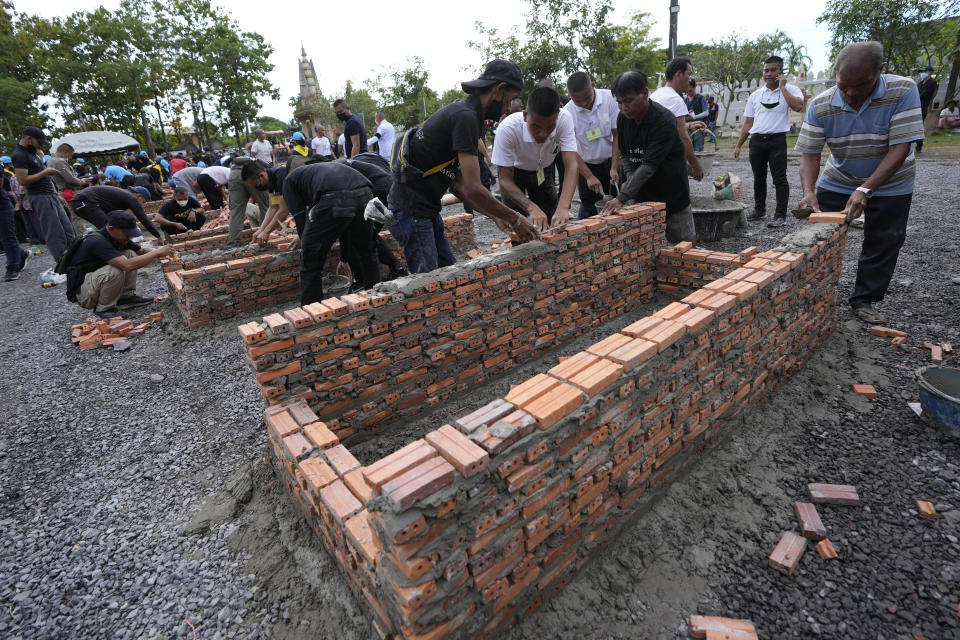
54, 231, 104, 275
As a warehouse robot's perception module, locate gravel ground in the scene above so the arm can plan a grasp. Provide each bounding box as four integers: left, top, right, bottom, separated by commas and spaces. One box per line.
1, 152, 958, 639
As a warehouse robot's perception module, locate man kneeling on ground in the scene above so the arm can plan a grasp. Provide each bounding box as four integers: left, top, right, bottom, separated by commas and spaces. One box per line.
63, 210, 173, 318
155, 186, 205, 235
601, 70, 697, 243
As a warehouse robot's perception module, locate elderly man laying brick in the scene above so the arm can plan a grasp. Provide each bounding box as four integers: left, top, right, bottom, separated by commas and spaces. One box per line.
796, 41, 924, 324
59, 210, 173, 319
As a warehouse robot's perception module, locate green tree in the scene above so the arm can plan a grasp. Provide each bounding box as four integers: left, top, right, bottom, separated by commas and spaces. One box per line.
335, 80, 380, 136
377, 57, 439, 128
0, 2, 49, 144
256, 116, 290, 132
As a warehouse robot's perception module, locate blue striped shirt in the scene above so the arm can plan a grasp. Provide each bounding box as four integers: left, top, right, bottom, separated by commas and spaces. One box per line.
795, 74, 924, 196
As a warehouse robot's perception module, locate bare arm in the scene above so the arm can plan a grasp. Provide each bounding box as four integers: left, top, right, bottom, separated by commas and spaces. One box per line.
497, 165, 548, 232
349, 135, 360, 158
781, 78, 806, 112
556, 151, 579, 221
452, 151, 537, 241
14, 166, 57, 186
797, 153, 821, 211
609, 129, 619, 183
733, 116, 754, 159
106, 246, 173, 272
841, 142, 912, 221
676, 117, 703, 180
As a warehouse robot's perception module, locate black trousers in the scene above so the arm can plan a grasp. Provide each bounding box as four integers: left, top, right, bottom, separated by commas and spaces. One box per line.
160, 212, 206, 235
300, 187, 378, 305
817, 189, 912, 309
71, 197, 108, 227
503, 167, 559, 224
749, 133, 789, 217
577, 158, 612, 218
916, 102, 931, 152
196, 174, 224, 209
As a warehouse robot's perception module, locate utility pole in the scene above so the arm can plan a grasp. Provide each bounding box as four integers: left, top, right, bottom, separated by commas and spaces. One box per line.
669, 0, 679, 59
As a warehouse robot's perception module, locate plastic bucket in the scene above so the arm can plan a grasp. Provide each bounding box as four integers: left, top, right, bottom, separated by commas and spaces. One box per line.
322, 275, 351, 297
916, 366, 960, 437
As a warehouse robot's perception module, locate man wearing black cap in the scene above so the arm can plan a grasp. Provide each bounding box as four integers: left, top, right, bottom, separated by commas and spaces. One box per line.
11, 126, 75, 261
916, 65, 938, 153
386, 59, 537, 273
71, 184, 163, 240
63, 211, 173, 318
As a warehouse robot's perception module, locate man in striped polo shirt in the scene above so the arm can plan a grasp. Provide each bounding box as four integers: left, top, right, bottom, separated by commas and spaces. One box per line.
796, 41, 924, 324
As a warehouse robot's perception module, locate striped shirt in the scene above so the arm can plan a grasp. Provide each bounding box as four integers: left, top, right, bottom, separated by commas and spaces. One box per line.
795, 74, 924, 196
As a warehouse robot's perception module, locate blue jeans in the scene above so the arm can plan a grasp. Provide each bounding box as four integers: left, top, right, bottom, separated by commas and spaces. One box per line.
0, 198, 26, 271
388, 209, 455, 274
692, 130, 705, 152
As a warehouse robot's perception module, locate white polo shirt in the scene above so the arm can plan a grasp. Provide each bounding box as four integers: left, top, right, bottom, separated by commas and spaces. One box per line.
311, 136, 332, 156
563, 88, 620, 164
200, 165, 230, 185
338, 134, 345, 152
650, 86, 689, 118
744, 84, 804, 134
250, 139, 273, 164
368, 119, 396, 161
491, 110, 577, 172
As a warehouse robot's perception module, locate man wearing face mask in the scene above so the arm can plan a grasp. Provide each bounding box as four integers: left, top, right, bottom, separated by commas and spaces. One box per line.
11, 126, 75, 261
334, 100, 368, 159
387, 59, 538, 273
734, 56, 805, 227
492, 87, 579, 231
155, 186, 205, 235
915, 65, 938, 153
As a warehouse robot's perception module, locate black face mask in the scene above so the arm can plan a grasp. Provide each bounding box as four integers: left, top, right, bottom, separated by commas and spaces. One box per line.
336, 112, 350, 121
760, 100, 780, 109
485, 99, 503, 120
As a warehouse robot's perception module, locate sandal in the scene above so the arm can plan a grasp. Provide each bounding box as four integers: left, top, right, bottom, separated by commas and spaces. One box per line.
854, 306, 886, 324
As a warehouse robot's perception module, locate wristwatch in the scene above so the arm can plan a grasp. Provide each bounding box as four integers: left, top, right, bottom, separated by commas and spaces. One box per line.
855, 186, 873, 198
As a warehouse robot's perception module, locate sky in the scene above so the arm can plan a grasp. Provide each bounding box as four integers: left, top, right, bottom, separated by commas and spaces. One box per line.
15, 0, 834, 123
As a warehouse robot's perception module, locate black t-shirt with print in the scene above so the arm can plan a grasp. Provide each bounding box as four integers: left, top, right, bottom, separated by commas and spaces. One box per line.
387, 94, 484, 218
158, 195, 201, 221
616, 100, 690, 214
66, 230, 140, 301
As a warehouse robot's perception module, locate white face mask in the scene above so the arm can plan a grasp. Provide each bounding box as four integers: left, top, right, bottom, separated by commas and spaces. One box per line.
920, 72, 929, 80
176, 199, 189, 207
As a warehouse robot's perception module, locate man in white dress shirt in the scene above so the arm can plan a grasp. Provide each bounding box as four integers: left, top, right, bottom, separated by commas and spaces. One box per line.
492, 87, 579, 230
734, 55, 805, 227
650, 56, 705, 183
367, 112, 396, 162
563, 72, 620, 219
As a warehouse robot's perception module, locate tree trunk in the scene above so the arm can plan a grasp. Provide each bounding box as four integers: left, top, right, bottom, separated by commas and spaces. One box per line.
944, 32, 960, 104
154, 98, 168, 154
132, 76, 155, 157
188, 87, 201, 147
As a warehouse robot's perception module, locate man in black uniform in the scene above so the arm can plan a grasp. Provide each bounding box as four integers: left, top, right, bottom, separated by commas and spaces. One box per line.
71, 184, 163, 241
915, 65, 938, 153
387, 59, 537, 274
600, 70, 696, 243
63, 211, 173, 318
155, 186, 205, 235
334, 100, 368, 159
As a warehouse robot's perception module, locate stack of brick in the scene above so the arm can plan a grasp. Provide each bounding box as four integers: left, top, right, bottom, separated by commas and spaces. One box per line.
163, 215, 478, 327
71, 312, 163, 350
655, 242, 760, 295
240, 204, 667, 439
256, 219, 848, 639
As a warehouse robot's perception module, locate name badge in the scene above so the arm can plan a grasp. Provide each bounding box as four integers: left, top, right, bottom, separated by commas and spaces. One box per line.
585, 126, 604, 141
536, 168, 545, 185
270, 194, 281, 205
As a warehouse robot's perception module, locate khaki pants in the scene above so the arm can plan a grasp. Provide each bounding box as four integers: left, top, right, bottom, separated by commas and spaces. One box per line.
77, 250, 137, 312
228, 163, 269, 244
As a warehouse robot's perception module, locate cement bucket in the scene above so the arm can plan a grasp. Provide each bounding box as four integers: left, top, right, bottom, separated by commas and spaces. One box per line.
917, 366, 960, 437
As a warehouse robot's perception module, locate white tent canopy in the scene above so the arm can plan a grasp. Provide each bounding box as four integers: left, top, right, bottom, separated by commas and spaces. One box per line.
50, 131, 141, 155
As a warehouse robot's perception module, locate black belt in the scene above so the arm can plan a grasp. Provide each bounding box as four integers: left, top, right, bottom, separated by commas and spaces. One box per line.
752, 132, 786, 140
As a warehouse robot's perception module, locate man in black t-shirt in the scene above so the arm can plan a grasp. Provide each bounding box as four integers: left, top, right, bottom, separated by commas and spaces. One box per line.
65, 210, 174, 318
71, 185, 163, 240
334, 100, 368, 159
11, 126, 76, 261
155, 186, 205, 235
387, 60, 537, 274
601, 70, 696, 243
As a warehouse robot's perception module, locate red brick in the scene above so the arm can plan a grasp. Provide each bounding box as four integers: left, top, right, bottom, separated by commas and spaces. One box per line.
585, 333, 634, 358
382, 456, 457, 510
281, 433, 313, 461
689, 615, 757, 639
505, 373, 560, 410
319, 479, 363, 522
324, 444, 361, 477
425, 424, 490, 477
794, 502, 827, 540
607, 338, 657, 371
807, 483, 860, 505
298, 457, 338, 493
524, 382, 584, 429
769, 531, 807, 575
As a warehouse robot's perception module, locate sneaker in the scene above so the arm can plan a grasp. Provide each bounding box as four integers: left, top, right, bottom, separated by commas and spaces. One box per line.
116, 294, 153, 308
364, 197, 397, 226
95, 307, 123, 319
18, 249, 30, 271
767, 216, 786, 228
4, 269, 19, 282
746, 210, 766, 221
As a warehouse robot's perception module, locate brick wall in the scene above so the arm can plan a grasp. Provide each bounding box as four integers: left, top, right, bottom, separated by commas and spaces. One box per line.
239, 204, 667, 439
252, 219, 847, 639
163, 214, 477, 327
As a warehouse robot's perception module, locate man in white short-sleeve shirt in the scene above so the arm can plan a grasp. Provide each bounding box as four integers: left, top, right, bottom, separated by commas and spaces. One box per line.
492, 87, 580, 230
650, 56, 705, 183
734, 55, 805, 227
249, 129, 273, 165
311, 125, 333, 158
366, 112, 396, 161
196, 164, 230, 209
563, 72, 620, 218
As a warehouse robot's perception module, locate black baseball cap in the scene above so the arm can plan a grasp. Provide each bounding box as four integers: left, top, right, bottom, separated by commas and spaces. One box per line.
921, 65, 935, 72
22, 126, 47, 144
462, 59, 523, 92
106, 210, 141, 238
